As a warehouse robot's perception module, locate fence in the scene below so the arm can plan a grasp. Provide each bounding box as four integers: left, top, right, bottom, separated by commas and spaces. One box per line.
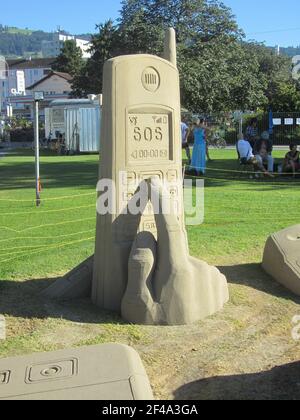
267, 112, 300, 145
193, 112, 300, 146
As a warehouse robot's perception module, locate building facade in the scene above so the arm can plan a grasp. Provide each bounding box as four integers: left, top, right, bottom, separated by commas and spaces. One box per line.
42, 33, 91, 59
0, 58, 55, 116
15, 71, 72, 119
11, 71, 73, 119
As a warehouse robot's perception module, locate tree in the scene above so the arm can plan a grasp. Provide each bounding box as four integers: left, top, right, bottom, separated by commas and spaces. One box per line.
72, 0, 299, 112
241, 42, 300, 112
180, 41, 268, 113
72, 20, 118, 96
73, 0, 249, 108
118, 0, 242, 47
116, 0, 264, 112
269, 80, 300, 112
53, 40, 84, 77
117, 0, 164, 55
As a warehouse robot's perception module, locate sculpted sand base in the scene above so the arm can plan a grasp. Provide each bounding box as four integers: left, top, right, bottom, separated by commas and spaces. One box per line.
263, 224, 300, 295
0, 344, 153, 400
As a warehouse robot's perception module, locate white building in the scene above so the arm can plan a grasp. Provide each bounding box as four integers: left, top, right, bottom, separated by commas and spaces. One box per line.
0, 58, 55, 115
42, 33, 91, 59
27, 70, 72, 94
2, 70, 72, 119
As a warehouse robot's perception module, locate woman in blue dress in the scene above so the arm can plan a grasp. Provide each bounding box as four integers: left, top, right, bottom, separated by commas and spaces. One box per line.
191, 119, 207, 175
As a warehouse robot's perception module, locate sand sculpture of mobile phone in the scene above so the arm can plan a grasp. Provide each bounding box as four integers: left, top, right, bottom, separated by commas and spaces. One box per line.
44, 29, 229, 325
92, 29, 184, 312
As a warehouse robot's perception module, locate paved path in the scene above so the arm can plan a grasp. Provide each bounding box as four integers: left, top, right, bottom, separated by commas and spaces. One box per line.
0, 149, 14, 160
0, 148, 18, 158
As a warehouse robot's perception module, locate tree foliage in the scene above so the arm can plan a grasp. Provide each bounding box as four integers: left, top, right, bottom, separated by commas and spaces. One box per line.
52, 40, 84, 77
72, 0, 300, 112
72, 20, 118, 96
242, 42, 300, 112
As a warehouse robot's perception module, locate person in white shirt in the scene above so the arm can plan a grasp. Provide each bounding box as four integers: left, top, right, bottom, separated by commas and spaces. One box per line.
253, 131, 274, 173
237, 137, 254, 162
181, 117, 191, 164
237, 133, 274, 178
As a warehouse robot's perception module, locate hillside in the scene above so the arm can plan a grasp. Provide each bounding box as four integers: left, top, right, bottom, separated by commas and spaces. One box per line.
1, 23, 298, 60
0, 25, 53, 57
0, 26, 33, 35
0, 24, 91, 58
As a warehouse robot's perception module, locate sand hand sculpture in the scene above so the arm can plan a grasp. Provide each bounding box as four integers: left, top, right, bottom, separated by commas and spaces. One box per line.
121, 179, 229, 325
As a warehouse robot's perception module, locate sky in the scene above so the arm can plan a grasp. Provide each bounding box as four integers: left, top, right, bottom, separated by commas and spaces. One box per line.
1, 0, 300, 47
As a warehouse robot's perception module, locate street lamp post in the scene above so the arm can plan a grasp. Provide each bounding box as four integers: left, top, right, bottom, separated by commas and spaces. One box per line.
34, 91, 44, 207
0, 56, 8, 118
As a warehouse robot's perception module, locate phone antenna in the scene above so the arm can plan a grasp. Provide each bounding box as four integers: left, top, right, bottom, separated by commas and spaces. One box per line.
164, 28, 177, 68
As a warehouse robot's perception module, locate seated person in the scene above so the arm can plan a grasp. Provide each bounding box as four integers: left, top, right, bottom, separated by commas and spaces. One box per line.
283, 143, 300, 177
253, 131, 274, 173
237, 133, 274, 178
245, 118, 259, 148
237, 134, 254, 164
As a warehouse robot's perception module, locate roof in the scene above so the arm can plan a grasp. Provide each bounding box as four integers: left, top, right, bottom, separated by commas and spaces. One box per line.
49, 99, 94, 107
26, 71, 73, 90
7, 58, 56, 70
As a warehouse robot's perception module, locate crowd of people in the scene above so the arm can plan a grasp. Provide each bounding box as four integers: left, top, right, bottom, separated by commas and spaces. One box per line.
181, 116, 300, 178
237, 132, 274, 178
238, 118, 300, 178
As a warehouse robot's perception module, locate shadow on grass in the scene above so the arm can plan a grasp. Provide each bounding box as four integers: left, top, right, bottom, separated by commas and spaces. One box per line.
0, 159, 99, 191
173, 361, 300, 400
0, 277, 123, 325
2, 155, 299, 191
0, 263, 299, 323
184, 158, 300, 190
218, 263, 300, 305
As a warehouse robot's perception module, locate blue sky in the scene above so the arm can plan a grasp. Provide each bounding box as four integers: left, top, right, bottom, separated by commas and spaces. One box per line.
1, 0, 300, 47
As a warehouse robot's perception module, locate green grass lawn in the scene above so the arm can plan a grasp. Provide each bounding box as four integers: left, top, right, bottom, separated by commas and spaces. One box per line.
188, 149, 300, 264
0, 152, 98, 281
1, 148, 300, 400
0, 148, 299, 280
